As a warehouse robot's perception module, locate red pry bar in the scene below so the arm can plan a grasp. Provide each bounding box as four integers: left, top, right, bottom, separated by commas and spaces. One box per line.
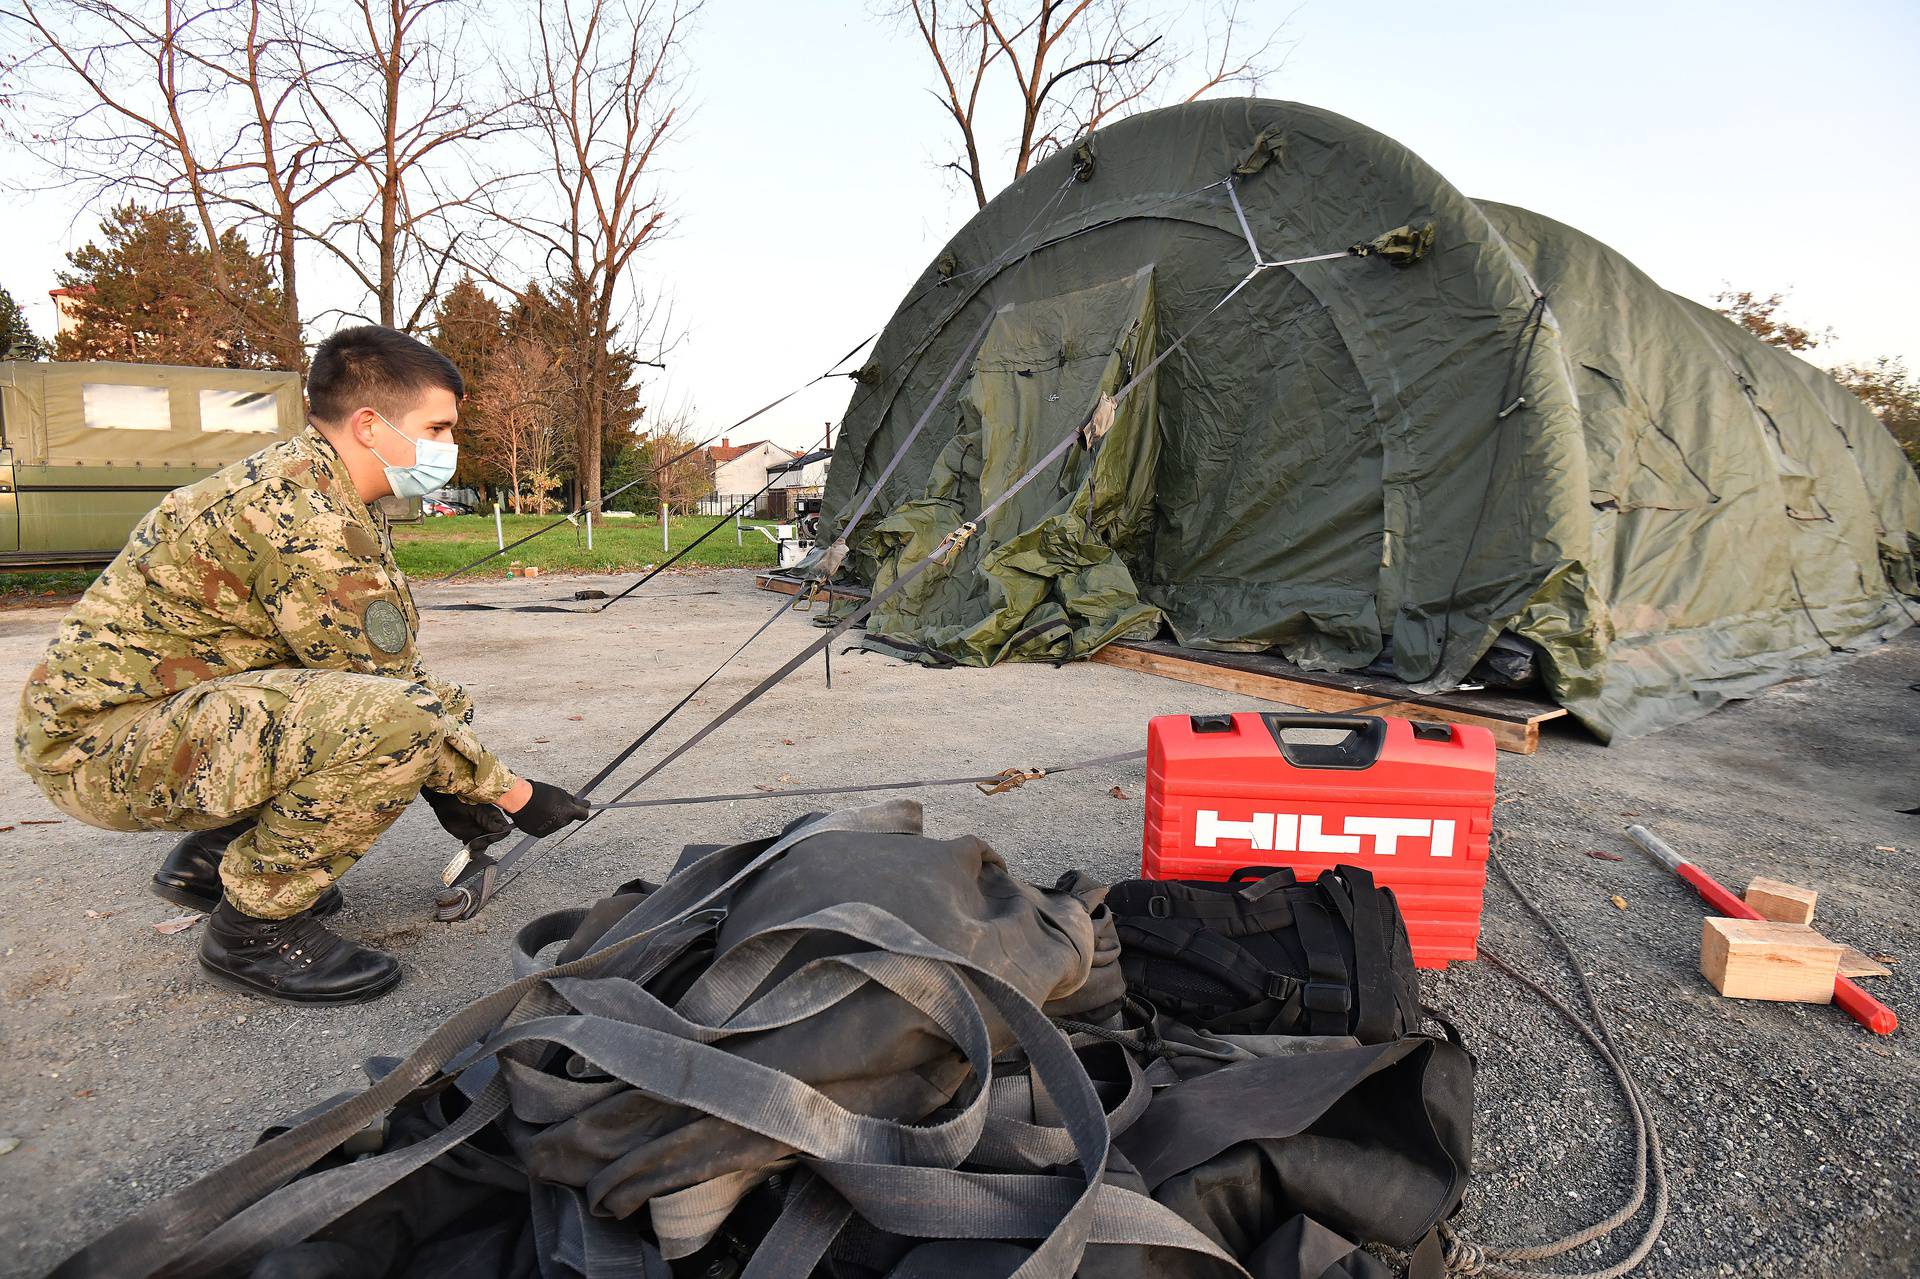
1626, 825, 1896, 1035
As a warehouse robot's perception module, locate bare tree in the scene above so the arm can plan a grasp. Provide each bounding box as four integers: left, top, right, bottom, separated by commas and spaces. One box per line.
4, 0, 320, 367
0, 41, 28, 141
467, 333, 572, 512
893, 0, 1285, 208
499, 0, 691, 511
297, 0, 526, 331
5, 0, 523, 351
642, 422, 712, 514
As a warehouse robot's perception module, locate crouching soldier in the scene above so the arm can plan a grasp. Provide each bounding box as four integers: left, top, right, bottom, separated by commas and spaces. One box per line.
14, 325, 588, 1005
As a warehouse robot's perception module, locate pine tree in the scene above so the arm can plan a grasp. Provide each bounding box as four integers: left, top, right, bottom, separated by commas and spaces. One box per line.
429, 278, 507, 489
55, 206, 289, 369
0, 285, 46, 360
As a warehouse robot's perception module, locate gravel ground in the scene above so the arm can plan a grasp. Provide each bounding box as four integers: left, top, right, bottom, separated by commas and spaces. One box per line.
0, 568, 1913, 1276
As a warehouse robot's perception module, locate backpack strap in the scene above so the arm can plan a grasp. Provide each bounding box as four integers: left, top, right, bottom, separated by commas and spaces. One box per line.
1287, 895, 1353, 1036
1108, 877, 1296, 933
1320, 866, 1398, 1043
1226, 865, 1298, 889
1115, 916, 1303, 1034
1116, 917, 1297, 1007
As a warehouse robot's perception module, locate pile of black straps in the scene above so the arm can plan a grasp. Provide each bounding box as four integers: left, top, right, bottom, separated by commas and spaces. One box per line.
56, 800, 1476, 1279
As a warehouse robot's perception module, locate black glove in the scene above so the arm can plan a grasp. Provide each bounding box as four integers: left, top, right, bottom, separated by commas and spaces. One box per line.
510, 780, 591, 837
422, 788, 513, 847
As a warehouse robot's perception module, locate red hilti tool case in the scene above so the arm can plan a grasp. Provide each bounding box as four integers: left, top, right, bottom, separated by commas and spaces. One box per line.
1142, 712, 1496, 968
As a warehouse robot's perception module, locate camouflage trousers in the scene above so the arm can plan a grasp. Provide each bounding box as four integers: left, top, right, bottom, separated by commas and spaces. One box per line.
29, 668, 510, 919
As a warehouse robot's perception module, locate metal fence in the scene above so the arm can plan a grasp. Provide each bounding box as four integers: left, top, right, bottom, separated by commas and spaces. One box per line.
693, 492, 772, 518
690, 489, 823, 519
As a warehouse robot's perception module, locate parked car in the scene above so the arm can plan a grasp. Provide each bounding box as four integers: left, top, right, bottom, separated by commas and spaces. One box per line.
424, 498, 471, 517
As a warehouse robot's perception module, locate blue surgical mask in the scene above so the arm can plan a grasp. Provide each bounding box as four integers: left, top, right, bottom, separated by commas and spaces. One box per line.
368, 412, 458, 499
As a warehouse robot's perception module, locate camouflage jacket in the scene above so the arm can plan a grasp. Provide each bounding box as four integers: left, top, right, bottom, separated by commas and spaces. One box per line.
15, 426, 513, 800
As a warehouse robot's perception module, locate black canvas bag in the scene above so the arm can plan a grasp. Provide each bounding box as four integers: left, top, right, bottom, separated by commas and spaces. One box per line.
1103, 866, 1420, 1043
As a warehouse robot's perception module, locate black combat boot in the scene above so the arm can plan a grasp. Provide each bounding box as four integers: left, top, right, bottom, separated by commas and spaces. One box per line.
199, 898, 401, 1004
152, 821, 344, 917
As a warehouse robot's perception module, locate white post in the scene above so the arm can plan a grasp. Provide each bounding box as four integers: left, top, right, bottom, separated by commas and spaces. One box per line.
661, 502, 670, 553
494, 503, 504, 550
736, 508, 742, 546
585, 508, 594, 551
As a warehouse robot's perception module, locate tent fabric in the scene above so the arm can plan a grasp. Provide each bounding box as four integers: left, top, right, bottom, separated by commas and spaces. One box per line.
865, 267, 1164, 664
816, 98, 1920, 742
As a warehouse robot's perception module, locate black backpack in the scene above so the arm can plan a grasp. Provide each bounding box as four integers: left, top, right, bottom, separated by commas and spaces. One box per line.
1105, 864, 1421, 1043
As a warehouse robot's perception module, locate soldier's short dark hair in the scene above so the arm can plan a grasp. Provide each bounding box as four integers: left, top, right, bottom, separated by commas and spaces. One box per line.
307, 325, 464, 425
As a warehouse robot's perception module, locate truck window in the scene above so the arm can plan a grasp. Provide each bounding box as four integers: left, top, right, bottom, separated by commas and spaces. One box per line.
199, 388, 279, 434
83, 383, 172, 431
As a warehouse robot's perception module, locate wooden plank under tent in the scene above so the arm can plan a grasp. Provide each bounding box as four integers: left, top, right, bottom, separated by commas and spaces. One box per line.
754, 573, 1566, 755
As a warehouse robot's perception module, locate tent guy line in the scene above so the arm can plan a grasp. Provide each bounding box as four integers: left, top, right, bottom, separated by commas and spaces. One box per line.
429, 420, 840, 616
433, 173, 1119, 913
440, 217, 1404, 919
435, 332, 877, 582
435, 167, 1254, 591
434, 175, 1091, 586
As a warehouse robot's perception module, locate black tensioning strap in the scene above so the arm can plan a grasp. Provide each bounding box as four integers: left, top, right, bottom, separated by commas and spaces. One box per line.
584, 422, 838, 616
586, 748, 1147, 811
438, 332, 875, 582
439, 307, 1011, 916
450, 228, 1385, 918
521, 305, 996, 808
423, 589, 723, 614
434, 590, 809, 919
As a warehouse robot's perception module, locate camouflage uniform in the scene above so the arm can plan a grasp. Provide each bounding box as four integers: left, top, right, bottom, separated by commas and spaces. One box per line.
16, 426, 514, 919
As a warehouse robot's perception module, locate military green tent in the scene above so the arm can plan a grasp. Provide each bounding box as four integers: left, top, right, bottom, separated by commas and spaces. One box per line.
815, 99, 1920, 742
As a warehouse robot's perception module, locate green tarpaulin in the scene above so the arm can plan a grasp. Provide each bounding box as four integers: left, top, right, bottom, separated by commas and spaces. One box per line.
815, 99, 1920, 742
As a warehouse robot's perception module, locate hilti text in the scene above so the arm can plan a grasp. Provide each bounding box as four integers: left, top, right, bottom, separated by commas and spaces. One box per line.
1193, 811, 1455, 857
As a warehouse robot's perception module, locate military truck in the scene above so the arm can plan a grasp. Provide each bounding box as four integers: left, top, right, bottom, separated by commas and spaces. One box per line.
0, 360, 304, 568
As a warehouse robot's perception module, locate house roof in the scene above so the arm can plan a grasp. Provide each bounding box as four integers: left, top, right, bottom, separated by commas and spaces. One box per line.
769, 448, 833, 473
708, 439, 782, 464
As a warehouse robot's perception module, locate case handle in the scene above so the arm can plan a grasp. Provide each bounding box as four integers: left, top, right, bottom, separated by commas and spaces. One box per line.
1262, 713, 1388, 770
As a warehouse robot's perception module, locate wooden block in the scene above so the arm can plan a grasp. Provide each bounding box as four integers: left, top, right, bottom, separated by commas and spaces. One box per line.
1700, 917, 1842, 1003
1744, 878, 1817, 925
1838, 946, 1893, 979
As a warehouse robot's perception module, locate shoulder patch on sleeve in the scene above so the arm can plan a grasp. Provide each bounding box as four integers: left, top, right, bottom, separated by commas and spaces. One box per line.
363, 598, 411, 654
344, 523, 383, 560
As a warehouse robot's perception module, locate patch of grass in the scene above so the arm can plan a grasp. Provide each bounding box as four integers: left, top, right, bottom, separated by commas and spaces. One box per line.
391, 513, 782, 578
0, 514, 779, 601
0, 569, 100, 601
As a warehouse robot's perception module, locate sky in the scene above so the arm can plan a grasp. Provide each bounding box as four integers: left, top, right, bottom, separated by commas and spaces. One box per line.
5, 0, 1918, 451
